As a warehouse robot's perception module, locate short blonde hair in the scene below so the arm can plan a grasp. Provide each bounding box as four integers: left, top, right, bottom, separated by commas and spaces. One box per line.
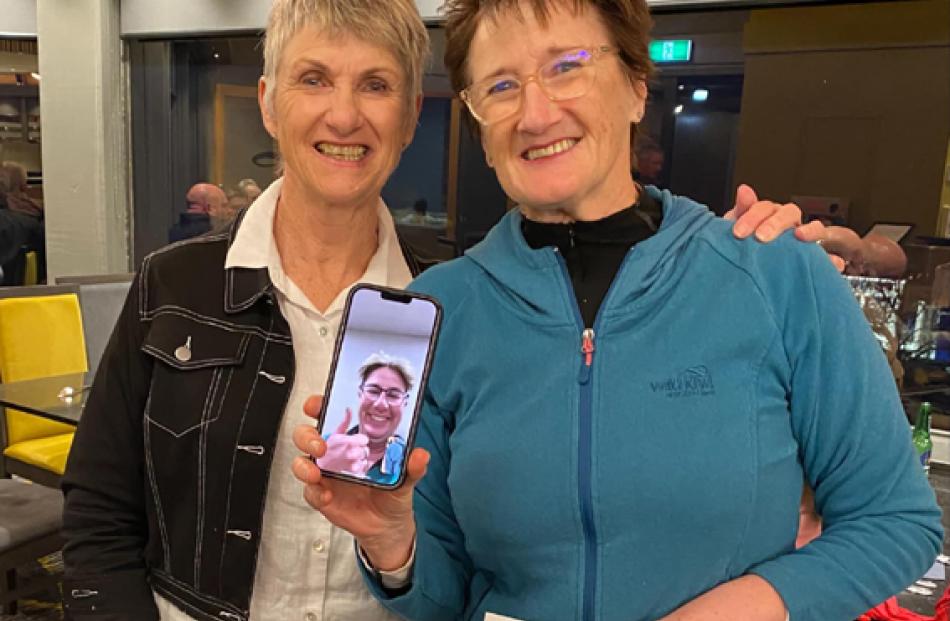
262, 0, 430, 112
358, 352, 416, 392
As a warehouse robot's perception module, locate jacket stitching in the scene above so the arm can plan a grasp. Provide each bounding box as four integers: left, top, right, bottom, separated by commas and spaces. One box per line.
225, 267, 266, 313
142, 344, 243, 369
195, 365, 226, 586
153, 570, 245, 618
143, 307, 292, 344
154, 584, 225, 621
143, 385, 172, 571
218, 318, 271, 595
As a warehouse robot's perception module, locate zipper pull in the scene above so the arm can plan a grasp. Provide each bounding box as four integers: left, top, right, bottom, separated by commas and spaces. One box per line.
581, 329, 595, 367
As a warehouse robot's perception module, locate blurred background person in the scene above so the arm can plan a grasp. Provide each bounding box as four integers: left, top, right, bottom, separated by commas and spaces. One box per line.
238, 177, 263, 202
2, 160, 43, 219
168, 182, 227, 242
0, 164, 45, 284
634, 140, 664, 187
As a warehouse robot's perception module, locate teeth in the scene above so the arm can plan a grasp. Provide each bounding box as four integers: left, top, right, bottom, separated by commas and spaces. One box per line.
525, 138, 577, 161
370, 414, 389, 422
316, 143, 368, 161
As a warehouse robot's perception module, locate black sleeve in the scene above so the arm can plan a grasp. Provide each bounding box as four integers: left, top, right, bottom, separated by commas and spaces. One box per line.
61, 270, 160, 621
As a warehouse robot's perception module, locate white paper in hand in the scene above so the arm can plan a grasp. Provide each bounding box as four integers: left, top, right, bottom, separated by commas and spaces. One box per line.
485, 614, 526, 621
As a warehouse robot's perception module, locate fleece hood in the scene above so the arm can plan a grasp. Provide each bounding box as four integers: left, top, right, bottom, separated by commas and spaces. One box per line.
463, 186, 716, 325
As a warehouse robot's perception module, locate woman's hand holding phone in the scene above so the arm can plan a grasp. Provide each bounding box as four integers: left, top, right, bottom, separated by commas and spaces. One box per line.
293, 395, 429, 571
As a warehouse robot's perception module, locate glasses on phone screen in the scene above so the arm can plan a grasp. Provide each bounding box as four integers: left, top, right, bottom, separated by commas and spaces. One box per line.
360, 384, 408, 406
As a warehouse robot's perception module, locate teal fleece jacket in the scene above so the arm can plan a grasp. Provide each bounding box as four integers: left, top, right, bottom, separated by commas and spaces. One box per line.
364, 188, 942, 621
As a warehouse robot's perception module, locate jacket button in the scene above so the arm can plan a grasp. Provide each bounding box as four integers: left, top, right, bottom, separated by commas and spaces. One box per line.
174, 336, 192, 362
318, 326, 328, 337
305, 613, 317, 621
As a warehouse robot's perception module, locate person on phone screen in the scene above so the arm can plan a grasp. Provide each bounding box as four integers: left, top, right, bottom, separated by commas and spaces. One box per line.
319, 352, 411, 484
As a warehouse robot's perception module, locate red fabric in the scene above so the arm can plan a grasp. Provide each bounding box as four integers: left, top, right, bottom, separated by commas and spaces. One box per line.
857, 587, 950, 621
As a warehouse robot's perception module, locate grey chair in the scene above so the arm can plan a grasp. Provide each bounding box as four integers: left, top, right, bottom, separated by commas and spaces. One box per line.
56, 274, 134, 378
0, 478, 64, 614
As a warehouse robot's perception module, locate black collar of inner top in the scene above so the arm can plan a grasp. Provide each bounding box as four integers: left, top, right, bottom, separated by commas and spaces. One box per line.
522, 188, 661, 251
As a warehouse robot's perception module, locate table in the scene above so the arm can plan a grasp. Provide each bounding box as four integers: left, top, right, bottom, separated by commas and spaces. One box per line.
0, 372, 89, 425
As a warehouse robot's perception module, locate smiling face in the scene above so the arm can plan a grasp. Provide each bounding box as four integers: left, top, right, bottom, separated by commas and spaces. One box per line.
357, 366, 408, 444
467, 2, 647, 220
259, 27, 419, 209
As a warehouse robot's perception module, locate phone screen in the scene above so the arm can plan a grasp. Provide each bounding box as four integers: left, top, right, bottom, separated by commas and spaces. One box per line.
316, 284, 441, 488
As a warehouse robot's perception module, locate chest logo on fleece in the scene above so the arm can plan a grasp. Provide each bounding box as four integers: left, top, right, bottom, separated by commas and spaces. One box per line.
650, 365, 715, 398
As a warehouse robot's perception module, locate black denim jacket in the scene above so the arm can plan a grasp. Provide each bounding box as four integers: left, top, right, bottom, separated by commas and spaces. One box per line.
61, 211, 428, 621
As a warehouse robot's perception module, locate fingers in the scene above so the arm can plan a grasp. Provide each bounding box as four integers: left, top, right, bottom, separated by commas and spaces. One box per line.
724, 184, 758, 223
293, 424, 326, 458
793, 221, 848, 272
303, 395, 323, 420
335, 407, 353, 435
292, 454, 323, 485
344, 445, 371, 461
793, 219, 826, 242
403, 448, 430, 486
735, 184, 758, 216
732, 200, 777, 239
754, 202, 801, 242
733, 201, 802, 242
303, 480, 333, 509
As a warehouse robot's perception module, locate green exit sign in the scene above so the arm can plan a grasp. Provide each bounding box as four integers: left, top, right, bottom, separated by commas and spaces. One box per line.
649, 39, 693, 63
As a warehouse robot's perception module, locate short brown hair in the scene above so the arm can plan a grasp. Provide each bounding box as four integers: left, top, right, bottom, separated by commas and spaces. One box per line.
443, 0, 655, 149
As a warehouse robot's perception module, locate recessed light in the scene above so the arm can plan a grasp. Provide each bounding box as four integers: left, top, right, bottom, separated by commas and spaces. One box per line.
692, 89, 709, 102
674, 104, 684, 115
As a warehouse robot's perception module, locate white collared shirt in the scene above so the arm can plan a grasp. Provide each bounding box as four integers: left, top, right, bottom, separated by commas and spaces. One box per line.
154, 177, 411, 621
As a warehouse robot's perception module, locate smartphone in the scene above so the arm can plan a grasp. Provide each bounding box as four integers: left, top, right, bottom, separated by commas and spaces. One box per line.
316, 283, 442, 489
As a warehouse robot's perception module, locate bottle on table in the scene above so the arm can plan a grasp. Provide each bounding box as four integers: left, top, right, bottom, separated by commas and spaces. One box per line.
913, 401, 934, 474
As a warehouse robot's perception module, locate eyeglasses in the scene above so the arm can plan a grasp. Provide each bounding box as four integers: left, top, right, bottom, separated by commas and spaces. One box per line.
460, 46, 615, 126
360, 384, 408, 406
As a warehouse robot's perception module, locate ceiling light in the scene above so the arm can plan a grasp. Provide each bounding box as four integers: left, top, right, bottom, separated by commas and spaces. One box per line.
692, 89, 709, 102
674, 104, 684, 115
677, 84, 685, 91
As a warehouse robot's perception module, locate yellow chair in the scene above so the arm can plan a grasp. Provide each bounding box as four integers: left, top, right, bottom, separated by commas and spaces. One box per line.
22, 252, 38, 286
0, 286, 87, 486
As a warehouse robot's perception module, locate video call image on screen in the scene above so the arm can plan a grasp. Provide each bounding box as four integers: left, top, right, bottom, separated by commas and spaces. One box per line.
319, 287, 438, 486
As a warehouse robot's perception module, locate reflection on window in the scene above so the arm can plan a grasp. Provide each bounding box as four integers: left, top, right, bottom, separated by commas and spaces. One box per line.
383, 97, 450, 233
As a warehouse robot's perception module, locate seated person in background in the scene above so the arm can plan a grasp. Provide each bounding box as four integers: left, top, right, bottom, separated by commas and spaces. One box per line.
319, 353, 411, 486
0, 166, 45, 284
1, 161, 43, 219
168, 182, 228, 242
222, 188, 250, 225
238, 178, 263, 202
399, 198, 429, 225
633, 141, 664, 187
814, 224, 907, 277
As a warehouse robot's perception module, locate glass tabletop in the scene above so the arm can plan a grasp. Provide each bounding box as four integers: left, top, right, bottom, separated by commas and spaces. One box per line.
0, 372, 89, 425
